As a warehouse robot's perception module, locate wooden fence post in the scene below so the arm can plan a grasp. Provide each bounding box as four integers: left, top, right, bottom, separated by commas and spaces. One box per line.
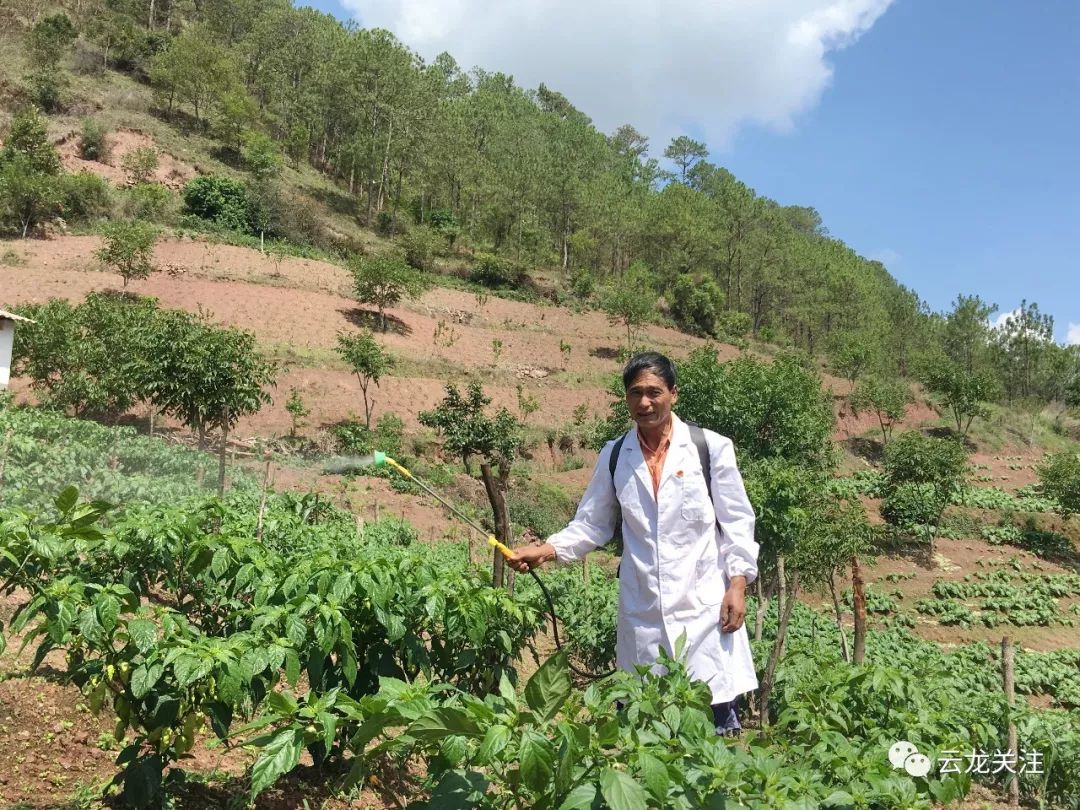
1002, 636, 1020, 807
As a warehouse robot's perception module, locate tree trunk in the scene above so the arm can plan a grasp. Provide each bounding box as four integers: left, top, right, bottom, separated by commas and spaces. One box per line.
829, 573, 850, 664
1002, 636, 1019, 806
753, 575, 767, 643
776, 556, 787, 620
851, 556, 867, 665
479, 462, 511, 589
758, 571, 800, 725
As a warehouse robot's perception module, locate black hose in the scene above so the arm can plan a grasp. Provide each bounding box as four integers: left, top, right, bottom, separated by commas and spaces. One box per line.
526, 566, 616, 681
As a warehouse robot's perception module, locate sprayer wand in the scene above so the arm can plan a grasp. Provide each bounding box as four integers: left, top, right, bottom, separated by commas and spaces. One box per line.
369, 451, 615, 681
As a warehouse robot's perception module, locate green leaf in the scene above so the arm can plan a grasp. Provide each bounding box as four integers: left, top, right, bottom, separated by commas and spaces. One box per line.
249, 728, 303, 798
266, 690, 298, 717
636, 751, 669, 801
599, 768, 647, 810
55, 486, 79, 515
524, 650, 571, 722
127, 618, 157, 654
425, 769, 488, 810
558, 784, 602, 810
409, 707, 482, 741
130, 663, 163, 700
475, 724, 510, 765
519, 729, 555, 792
122, 755, 163, 809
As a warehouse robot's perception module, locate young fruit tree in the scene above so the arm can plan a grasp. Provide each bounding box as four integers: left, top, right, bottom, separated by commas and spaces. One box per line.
419, 382, 523, 588
849, 376, 910, 446
139, 312, 276, 493
336, 330, 393, 428
96, 220, 159, 287
348, 253, 427, 332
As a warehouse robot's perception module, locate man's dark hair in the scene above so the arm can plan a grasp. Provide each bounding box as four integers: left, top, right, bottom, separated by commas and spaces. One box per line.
622, 351, 676, 391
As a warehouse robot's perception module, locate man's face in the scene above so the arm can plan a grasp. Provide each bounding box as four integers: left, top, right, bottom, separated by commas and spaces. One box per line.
625, 371, 678, 431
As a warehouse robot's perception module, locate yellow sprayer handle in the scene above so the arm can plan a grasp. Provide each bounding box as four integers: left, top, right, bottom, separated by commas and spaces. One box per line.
487, 536, 514, 559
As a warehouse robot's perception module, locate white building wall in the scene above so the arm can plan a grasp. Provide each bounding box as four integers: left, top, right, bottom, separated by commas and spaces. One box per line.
0, 319, 14, 387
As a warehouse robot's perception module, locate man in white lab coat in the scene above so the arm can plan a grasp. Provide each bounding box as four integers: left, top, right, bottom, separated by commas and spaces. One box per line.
509, 352, 759, 734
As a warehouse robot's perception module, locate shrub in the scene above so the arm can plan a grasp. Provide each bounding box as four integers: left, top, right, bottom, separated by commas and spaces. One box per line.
880, 431, 969, 531
120, 182, 174, 221
79, 118, 109, 161
27, 70, 65, 112
401, 224, 442, 272
240, 131, 282, 180
881, 482, 942, 529
716, 309, 753, 340
329, 420, 371, 454
507, 479, 575, 538
1037, 452, 1080, 516
95, 219, 159, 286
428, 208, 459, 245
470, 252, 525, 288
373, 413, 404, 458
58, 171, 112, 223
569, 267, 597, 300
182, 175, 250, 232
668, 273, 725, 336
120, 146, 159, 185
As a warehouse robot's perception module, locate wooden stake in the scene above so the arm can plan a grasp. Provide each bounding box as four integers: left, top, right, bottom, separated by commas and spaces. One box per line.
1002, 637, 1020, 806
256, 452, 271, 543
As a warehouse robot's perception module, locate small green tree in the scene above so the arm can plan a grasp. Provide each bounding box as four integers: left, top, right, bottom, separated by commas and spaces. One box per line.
11, 292, 160, 420
829, 338, 875, 385
922, 360, 997, 437
336, 330, 394, 428
849, 376, 910, 445
516, 383, 539, 422
120, 147, 159, 185
559, 339, 571, 370
1, 107, 62, 176
676, 348, 836, 469
1037, 452, 1080, 517
0, 155, 60, 238
401, 225, 443, 272
880, 431, 969, 549
348, 253, 427, 332
285, 387, 309, 437
240, 131, 283, 180
141, 313, 276, 491
28, 13, 78, 67
668, 274, 725, 337
601, 263, 656, 351
79, 118, 110, 161
96, 220, 159, 286
419, 382, 524, 587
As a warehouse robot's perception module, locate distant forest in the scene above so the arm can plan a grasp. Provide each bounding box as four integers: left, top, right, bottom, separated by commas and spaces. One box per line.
2, 0, 1078, 411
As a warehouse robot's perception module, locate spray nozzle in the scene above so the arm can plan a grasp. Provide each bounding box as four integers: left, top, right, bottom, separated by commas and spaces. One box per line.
373, 451, 387, 467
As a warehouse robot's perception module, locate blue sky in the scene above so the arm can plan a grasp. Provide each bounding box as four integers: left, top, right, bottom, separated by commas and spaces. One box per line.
300, 0, 1078, 343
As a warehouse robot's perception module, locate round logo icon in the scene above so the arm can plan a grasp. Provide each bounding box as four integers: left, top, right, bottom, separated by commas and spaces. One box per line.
889, 740, 918, 769
904, 752, 932, 778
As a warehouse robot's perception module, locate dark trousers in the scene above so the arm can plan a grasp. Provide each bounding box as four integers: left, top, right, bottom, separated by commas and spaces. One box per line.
712, 697, 741, 736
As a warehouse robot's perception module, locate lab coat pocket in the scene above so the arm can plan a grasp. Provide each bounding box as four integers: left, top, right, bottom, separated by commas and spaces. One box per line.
695, 557, 724, 606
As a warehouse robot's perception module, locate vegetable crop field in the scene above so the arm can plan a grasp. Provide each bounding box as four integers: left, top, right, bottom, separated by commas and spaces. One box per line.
1, 404, 1079, 809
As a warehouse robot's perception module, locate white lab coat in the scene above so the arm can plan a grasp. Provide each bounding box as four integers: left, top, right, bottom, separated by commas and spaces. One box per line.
547, 414, 759, 704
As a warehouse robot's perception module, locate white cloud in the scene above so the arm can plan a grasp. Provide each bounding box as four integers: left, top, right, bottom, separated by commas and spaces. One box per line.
989, 308, 1021, 331
1066, 323, 1080, 346
345, 0, 895, 151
